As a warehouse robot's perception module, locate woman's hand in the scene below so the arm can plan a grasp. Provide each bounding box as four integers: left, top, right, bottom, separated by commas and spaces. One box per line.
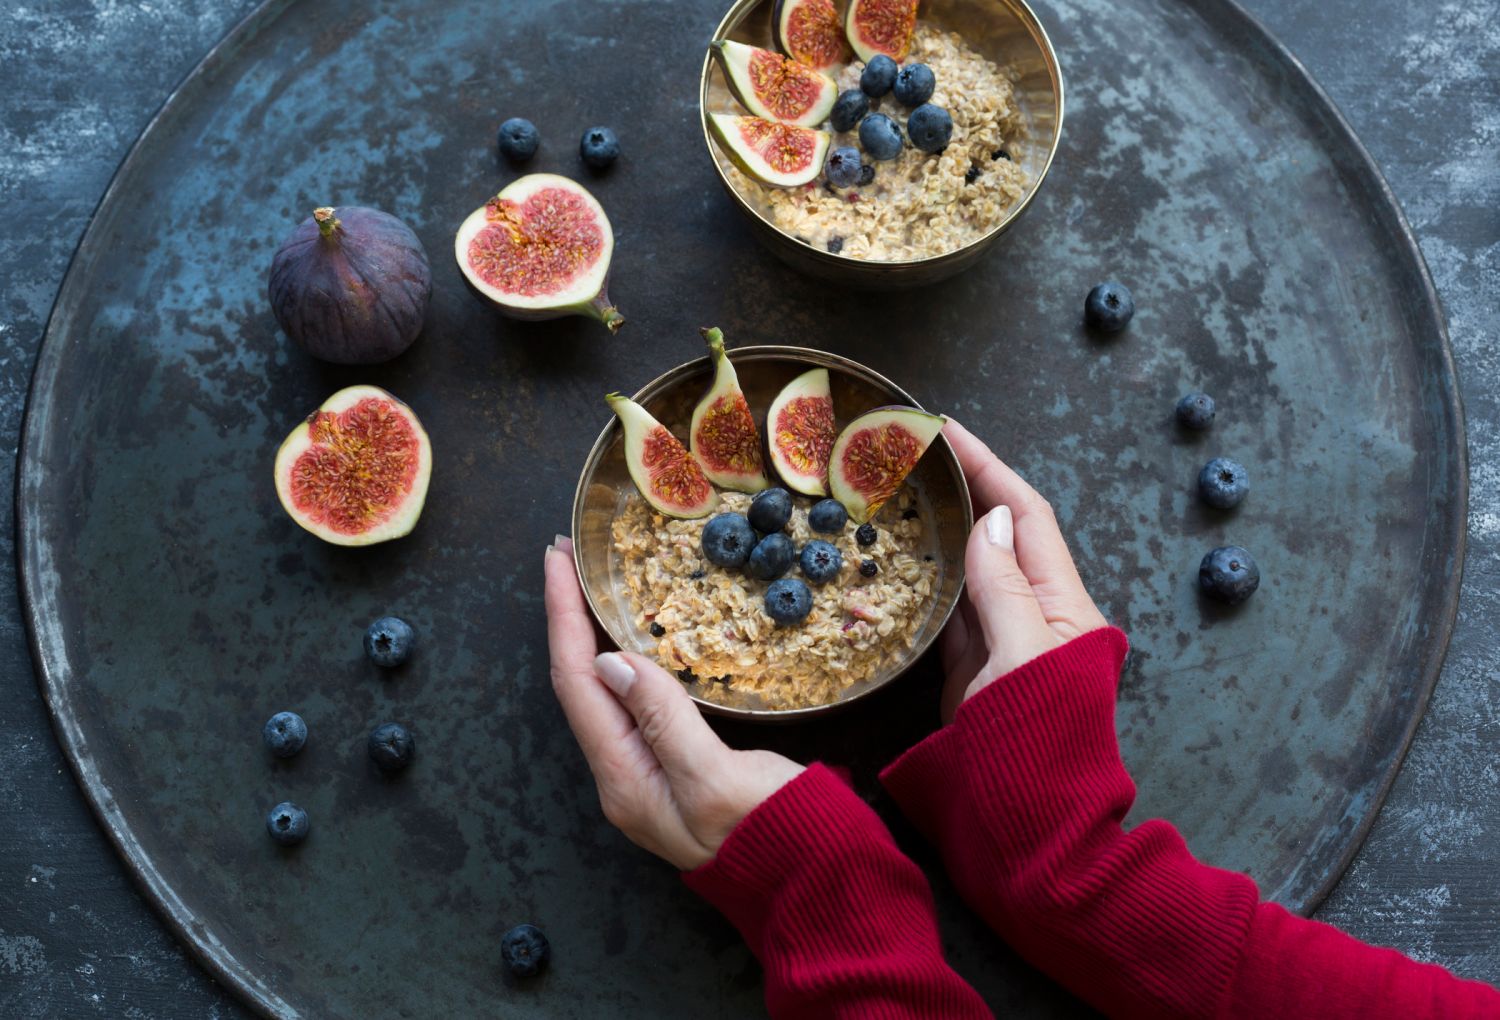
939, 420, 1109, 722
543, 538, 805, 870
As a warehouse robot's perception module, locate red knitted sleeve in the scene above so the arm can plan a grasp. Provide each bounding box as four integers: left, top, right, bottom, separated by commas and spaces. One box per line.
880, 627, 1500, 1019
683, 763, 992, 1019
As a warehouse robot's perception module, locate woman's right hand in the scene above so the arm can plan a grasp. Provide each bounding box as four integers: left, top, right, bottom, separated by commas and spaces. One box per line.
938, 420, 1109, 722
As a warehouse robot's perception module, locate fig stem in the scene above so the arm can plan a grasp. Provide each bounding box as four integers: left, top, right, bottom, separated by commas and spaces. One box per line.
701, 326, 725, 347
593, 294, 626, 334
313, 207, 340, 238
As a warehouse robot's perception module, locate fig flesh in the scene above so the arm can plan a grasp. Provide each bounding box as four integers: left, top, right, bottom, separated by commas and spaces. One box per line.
766, 367, 836, 496
774, 0, 851, 71
273, 385, 433, 546
829, 407, 946, 523
844, 0, 919, 63
708, 114, 831, 188
454, 173, 624, 334
690, 328, 769, 493
608, 394, 719, 519
268, 206, 431, 365
711, 39, 838, 128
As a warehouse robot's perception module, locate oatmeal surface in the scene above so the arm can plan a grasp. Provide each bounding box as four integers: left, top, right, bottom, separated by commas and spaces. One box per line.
611, 488, 939, 709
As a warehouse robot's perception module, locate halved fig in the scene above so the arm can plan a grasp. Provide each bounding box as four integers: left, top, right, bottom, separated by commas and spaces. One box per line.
708, 113, 831, 188
844, 0, 919, 63
273, 385, 432, 546
829, 407, 946, 523
766, 367, 836, 496
774, 0, 850, 72
608, 394, 719, 519
690, 328, 769, 493
710, 39, 838, 128
454, 173, 624, 334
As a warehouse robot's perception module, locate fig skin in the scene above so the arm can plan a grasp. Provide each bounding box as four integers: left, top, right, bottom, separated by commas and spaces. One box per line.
268, 207, 431, 365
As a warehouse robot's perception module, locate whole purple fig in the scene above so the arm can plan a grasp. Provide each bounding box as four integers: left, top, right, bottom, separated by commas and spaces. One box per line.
268, 206, 431, 364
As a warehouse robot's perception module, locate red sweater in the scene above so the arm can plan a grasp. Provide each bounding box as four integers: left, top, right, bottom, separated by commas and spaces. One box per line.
685, 628, 1500, 1018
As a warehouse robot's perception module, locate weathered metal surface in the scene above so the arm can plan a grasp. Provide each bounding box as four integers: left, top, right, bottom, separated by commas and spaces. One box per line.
15, 0, 1463, 1018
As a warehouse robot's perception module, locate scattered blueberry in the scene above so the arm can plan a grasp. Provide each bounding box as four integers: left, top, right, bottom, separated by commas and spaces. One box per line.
368, 722, 415, 773
964, 165, 981, 184
689, 568, 706, 580
701, 513, 757, 567
747, 533, 796, 581
501, 923, 551, 978
266, 802, 309, 846
992, 148, 1011, 161
825, 145, 862, 188
497, 117, 539, 162
830, 89, 870, 133
859, 558, 879, 578
808, 499, 849, 533
893, 63, 936, 107
1176, 392, 1216, 430
799, 540, 843, 584
855, 523, 878, 547
579, 126, 620, 169
906, 103, 952, 154
858, 113, 903, 161
1199, 546, 1260, 604
860, 54, 898, 97
858, 163, 876, 186
1084, 281, 1135, 332
365, 616, 415, 668
765, 578, 813, 624
677, 667, 699, 684
827, 236, 845, 254
262, 711, 307, 759
1198, 457, 1249, 509
648, 621, 666, 638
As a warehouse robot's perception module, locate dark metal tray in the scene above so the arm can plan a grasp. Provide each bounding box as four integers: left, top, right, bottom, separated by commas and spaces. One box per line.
17, 0, 1463, 1016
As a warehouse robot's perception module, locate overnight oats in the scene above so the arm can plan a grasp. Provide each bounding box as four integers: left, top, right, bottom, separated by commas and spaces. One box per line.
603, 330, 948, 710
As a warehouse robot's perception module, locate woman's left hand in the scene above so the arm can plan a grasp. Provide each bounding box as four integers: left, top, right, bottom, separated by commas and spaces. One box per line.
544, 537, 805, 870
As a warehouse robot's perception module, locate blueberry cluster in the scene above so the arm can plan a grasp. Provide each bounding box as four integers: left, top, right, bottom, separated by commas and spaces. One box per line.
824, 56, 955, 190
497, 116, 621, 170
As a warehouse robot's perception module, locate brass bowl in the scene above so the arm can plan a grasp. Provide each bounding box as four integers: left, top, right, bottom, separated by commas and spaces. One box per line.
699, 0, 1065, 287
571, 346, 973, 721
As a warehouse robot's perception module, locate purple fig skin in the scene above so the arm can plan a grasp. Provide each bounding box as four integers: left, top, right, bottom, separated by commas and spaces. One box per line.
268, 206, 432, 365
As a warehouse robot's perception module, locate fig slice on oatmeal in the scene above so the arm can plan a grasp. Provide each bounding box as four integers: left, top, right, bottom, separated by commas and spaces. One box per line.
607, 393, 719, 518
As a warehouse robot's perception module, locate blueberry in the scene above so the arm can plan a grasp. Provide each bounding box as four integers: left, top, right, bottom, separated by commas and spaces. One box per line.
262, 711, 307, 759
266, 802, 309, 846
808, 499, 849, 533
1084, 281, 1135, 332
365, 616, 415, 668
855, 523, 877, 547
893, 63, 936, 106
906, 103, 952, 154
799, 540, 843, 584
648, 621, 666, 638
825, 146, 862, 188
1199, 546, 1260, 604
579, 126, 620, 169
830, 90, 870, 133
368, 722, 415, 773
1198, 457, 1249, 509
858, 163, 876, 186
827, 236, 844, 254
501, 923, 551, 978
1176, 392, 1216, 430
859, 558, 879, 578
764, 578, 813, 624
858, 113, 903, 161
701, 513, 756, 567
747, 533, 796, 581
860, 54, 898, 97
965, 165, 981, 184
497, 117, 539, 162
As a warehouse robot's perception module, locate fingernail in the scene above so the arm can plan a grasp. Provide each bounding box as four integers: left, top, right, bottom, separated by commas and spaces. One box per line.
985, 505, 1014, 551
543, 543, 555, 562
554, 533, 569, 547
594, 652, 636, 698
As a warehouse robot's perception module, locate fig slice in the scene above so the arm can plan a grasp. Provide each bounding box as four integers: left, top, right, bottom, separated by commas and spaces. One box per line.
710, 39, 838, 128
690, 327, 770, 493
608, 394, 719, 519
774, 0, 851, 72
829, 407, 946, 523
844, 0, 919, 63
766, 367, 836, 496
708, 113, 831, 188
273, 385, 433, 546
454, 173, 624, 334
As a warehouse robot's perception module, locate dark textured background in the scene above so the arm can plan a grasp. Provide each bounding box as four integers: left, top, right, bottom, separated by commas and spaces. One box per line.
1, 0, 1496, 1016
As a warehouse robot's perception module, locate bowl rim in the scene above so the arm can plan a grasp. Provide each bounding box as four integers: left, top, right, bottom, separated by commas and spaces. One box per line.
697, 0, 1066, 269
570, 344, 974, 721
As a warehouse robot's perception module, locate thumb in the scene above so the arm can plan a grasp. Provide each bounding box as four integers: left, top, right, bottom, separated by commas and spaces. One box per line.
594, 651, 728, 781
964, 505, 1055, 674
